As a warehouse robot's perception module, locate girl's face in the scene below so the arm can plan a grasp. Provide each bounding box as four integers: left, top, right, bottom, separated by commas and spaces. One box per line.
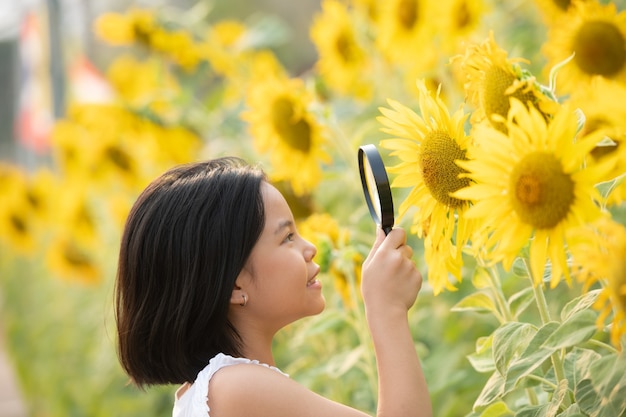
238, 182, 324, 330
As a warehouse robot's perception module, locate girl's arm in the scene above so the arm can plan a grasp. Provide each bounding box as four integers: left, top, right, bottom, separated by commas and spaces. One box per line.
361, 227, 432, 417
208, 226, 431, 417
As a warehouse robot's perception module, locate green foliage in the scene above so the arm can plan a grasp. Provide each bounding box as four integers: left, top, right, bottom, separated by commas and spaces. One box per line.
460, 265, 626, 417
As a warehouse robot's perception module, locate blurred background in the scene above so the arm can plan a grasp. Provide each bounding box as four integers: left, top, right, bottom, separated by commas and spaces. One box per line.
1, 0, 625, 416
1, 1, 322, 415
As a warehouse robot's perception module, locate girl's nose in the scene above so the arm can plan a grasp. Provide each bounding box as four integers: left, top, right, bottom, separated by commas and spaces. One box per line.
303, 238, 317, 261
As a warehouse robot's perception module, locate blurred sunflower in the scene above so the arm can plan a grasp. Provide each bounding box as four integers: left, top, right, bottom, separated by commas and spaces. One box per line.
350, 0, 380, 23
107, 55, 182, 123
543, 0, 626, 95
298, 213, 363, 309
379, 79, 472, 294
242, 75, 330, 196
149, 28, 205, 71
0, 166, 36, 253
454, 100, 612, 287
533, 0, 576, 24
569, 217, 626, 348
374, 0, 438, 72
203, 21, 287, 105
310, 0, 372, 100
46, 233, 101, 284
457, 31, 558, 132
569, 78, 626, 202
203, 20, 248, 77
52, 103, 202, 191
435, 0, 489, 54
94, 8, 156, 46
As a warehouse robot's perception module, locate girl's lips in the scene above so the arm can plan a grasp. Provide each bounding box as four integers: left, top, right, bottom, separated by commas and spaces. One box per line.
307, 279, 322, 289
307, 266, 321, 287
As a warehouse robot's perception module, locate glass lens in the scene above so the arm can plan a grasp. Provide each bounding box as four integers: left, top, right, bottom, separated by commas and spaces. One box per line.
364, 157, 382, 221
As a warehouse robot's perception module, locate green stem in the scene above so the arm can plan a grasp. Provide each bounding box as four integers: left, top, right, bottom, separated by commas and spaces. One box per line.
525, 374, 558, 391
526, 387, 539, 406
587, 338, 619, 354
523, 259, 572, 408
345, 261, 378, 399
486, 266, 514, 323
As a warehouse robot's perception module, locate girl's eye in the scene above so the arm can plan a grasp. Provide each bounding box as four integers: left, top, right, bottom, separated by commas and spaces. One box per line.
283, 232, 295, 243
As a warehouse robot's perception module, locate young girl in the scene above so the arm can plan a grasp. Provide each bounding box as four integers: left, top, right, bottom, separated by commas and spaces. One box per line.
115, 157, 432, 417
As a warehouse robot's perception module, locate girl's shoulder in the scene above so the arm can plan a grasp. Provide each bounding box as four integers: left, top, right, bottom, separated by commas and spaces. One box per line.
173, 354, 288, 417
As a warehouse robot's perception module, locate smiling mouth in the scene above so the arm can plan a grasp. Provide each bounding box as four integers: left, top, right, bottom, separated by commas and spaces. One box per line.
307, 266, 321, 286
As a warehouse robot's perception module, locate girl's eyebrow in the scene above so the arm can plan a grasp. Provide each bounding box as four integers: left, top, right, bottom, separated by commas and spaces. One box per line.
274, 220, 294, 235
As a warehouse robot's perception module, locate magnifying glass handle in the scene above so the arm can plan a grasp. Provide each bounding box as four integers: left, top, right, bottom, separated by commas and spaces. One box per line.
383, 225, 392, 235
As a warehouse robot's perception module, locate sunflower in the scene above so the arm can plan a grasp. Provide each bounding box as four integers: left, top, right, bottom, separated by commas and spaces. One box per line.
46, 233, 101, 284
93, 9, 156, 47
106, 55, 181, 122
350, 0, 380, 23
569, 217, 626, 348
435, 0, 489, 55
378, 79, 472, 294
298, 213, 363, 309
242, 75, 330, 196
568, 78, 626, 202
542, 0, 626, 95
374, 0, 438, 72
310, 0, 372, 99
454, 100, 613, 287
0, 166, 35, 254
532, 0, 576, 24
457, 31, 557, 132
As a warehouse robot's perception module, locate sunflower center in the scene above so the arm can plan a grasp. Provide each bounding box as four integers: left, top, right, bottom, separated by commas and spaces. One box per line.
105, 146, 133, 172
271, 97, 312, 153
454, 1, 470, 30
554, 0, 570, 11
483, 67, 536, 130
510, 152, 575, 229
573, 21, 626, 77
10, 213, 27, 235
64, 241, 93, 267
419, 130, 469, 208
336, 31, 358, 63
396, 0, 418, 30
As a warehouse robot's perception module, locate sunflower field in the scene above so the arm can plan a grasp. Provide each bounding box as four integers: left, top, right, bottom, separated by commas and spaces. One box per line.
1, 0, 626, 416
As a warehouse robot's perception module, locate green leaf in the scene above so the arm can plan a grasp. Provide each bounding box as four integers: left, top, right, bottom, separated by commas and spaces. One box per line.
474, 371, 506, 411
504, 322, 560, 394
478, 401, 515, 417
514, 404, 550, 417
508, 287, 535, 319
493, 322, 536, 377
556, 404, 586, 417
514, 379, 568, 417
542, 310, 598, 350
468, 335, 496, 373
452, 291, 499, 314
587, 351, 626, 417
472, 267, 493, 289
576, 379, 599, 415
560, 290, 601, 322
575, 350, 626, 417
563, 348, 602, 394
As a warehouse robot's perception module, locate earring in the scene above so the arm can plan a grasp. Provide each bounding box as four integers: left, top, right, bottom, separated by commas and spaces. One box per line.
240, 294, 247, 307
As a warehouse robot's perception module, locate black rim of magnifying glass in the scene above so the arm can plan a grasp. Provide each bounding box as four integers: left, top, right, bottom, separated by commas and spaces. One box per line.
358, 144, 394, 235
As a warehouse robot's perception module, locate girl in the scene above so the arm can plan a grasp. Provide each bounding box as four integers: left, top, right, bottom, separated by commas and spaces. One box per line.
115, 157, 432, 417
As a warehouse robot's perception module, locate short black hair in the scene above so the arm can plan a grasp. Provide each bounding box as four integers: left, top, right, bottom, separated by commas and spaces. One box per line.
115, 157, 266, 386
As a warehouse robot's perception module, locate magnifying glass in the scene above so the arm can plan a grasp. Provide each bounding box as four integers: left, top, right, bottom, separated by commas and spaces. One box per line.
358, 144, 394, 235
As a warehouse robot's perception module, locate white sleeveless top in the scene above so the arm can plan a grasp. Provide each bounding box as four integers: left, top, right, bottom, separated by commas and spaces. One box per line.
172, 353, 289, 417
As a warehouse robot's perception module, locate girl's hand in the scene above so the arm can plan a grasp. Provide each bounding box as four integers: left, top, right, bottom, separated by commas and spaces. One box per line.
361, 227, 422, 315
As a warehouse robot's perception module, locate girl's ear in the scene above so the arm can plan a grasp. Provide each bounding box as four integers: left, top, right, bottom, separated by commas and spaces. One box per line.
230, 269, 251, 306
230, 285, 247, 306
